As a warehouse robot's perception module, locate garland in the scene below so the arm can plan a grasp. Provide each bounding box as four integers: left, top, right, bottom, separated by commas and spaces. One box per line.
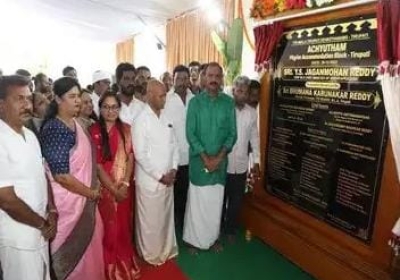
250, 0, 335, 19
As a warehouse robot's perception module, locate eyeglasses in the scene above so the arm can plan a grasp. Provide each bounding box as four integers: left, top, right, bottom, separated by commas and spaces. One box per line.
101, 105, 120, 112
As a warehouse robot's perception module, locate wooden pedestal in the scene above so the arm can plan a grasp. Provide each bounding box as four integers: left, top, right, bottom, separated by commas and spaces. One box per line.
241, 3, 400, 279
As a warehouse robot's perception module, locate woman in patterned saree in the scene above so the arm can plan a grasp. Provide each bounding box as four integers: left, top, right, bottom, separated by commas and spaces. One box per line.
40, 77, 105, 280
90, 92, 141, 279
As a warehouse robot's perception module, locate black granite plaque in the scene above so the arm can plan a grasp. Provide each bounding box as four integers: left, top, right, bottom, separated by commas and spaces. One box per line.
266, 16, 387, 242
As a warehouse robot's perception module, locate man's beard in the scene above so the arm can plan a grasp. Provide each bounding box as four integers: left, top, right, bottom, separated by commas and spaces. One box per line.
134, 85, 145, 95
121, 85, 135, 96
40, 87, 49, 94
175, 85, 187, 94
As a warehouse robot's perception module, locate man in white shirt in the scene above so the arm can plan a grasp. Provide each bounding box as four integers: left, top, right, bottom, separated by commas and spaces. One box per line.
160, 71, 173, 93
91, 70, 111, 116
163, 65, 194, 232
116, 63, 145, 125
132, 79, 179, 265
222, 75, 260, 242
134, 66, 151, 102
248, 79, 261, 109
0, 75, 56, 280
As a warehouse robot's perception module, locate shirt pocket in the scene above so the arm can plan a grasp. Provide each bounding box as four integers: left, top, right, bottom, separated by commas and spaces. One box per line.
165, 124, 175, 144
216, 112, 228, 130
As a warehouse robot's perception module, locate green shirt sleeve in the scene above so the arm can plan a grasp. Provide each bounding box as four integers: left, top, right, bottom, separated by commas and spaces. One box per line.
223, 98, 237, 153
186, 98, 205, 156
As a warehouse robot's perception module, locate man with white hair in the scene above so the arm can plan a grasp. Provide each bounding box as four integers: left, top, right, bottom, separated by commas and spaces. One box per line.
91, 70, 111, 116
221, 75, 260, 242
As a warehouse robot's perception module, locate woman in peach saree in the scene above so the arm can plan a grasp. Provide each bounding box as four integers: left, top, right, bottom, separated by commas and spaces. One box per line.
90, 92, 141, 279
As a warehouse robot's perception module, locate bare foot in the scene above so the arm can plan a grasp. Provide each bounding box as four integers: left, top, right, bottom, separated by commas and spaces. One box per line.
187, 247, 199, 255
227, 234, 236, 244
211, 241, 223, 253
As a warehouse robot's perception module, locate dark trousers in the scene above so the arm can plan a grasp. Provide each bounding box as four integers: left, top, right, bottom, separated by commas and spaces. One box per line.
221, 172, 247, 235
174, 165, 189, 232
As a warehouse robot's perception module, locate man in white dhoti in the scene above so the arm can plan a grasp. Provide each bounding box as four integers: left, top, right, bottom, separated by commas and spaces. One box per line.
0, 75, 56, 280
132, 79, 179, 265
222, 76, 260, 243
183, 62, 237, 253
163, 65, 194, 233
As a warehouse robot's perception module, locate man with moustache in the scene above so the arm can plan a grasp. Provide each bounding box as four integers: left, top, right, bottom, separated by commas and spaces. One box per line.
132, 79, 179, 265
160, 71, 173, 92
133, 66, 151, 102
183, 62, 237, 253
248, 80, 261, 109
222, 76, 260, 243
91, 70, 112, 116
163, 65, 194, 233
33, 73, 52, 101
188, 61, 201, 94
0, 75, 56, 279
116, 63, 145, 125
199, 63, 208, 92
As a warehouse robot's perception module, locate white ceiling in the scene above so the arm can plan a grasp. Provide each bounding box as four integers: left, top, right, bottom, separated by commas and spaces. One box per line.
2, 0, 198, 42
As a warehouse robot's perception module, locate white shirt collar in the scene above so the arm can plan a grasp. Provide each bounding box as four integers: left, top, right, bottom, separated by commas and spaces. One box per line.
0, 119, 27, 138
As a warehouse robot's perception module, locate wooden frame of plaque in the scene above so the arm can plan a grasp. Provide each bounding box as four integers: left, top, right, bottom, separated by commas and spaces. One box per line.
241, 2, 400, 280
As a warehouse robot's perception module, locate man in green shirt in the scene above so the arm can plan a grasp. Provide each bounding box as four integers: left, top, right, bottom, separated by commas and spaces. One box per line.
183, 62, 237, 253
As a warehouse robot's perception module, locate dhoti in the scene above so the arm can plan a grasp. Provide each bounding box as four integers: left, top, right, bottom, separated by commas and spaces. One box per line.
135, 183, 178, 265
0, 244, 50, 280
183, 183, 225, 249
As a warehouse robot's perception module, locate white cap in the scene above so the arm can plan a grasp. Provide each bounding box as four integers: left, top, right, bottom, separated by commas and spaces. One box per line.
92, 70, 111, 84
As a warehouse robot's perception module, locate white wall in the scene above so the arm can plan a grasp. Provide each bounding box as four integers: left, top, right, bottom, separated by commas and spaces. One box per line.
0, 39, 116, 87
133, 25, 167, 79
241, 0, 259, 80
0, 0, 116, 86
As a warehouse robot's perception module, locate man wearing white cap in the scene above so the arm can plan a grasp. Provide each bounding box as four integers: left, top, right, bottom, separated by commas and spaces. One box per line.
91, 70, 111, 116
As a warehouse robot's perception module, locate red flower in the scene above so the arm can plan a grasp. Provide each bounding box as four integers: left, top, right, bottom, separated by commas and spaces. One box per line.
250, 0, 276, 19
285, 0, 306, 9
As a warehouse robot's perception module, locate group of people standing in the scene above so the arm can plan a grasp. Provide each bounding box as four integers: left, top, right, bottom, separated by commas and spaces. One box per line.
0, 60, 260, 280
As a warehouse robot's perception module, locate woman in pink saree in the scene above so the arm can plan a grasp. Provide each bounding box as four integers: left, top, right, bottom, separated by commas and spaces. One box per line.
90, 92, 141, 279
40, 77, 105, 280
